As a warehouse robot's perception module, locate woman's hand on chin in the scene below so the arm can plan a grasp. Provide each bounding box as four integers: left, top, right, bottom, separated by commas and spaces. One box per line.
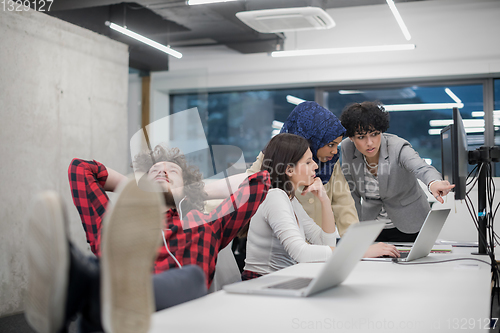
302, 177, 328, 201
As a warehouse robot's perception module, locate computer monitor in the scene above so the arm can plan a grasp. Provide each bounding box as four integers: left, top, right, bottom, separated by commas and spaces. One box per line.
440, 107, 468, 200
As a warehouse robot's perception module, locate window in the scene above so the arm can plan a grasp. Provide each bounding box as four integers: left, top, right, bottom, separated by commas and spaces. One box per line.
171, 88, 315, 164
170, 81, 493, 176
322, 83, 484, 173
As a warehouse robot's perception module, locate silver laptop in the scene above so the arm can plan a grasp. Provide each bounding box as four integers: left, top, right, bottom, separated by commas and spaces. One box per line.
363, 208, 451, 262
223, 220, 385, 297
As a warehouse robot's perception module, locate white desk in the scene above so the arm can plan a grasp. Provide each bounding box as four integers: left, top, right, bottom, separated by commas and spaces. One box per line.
149, 248, 492, 333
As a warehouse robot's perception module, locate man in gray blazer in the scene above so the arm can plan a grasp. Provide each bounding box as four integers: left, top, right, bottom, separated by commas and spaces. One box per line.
340, 102, 454, 242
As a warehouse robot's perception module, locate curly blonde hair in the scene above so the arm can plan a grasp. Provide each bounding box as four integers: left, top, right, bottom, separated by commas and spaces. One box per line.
133, 145, 207, 213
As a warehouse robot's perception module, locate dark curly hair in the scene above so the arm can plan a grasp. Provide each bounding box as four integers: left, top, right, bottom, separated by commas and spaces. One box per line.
261, 133, 310, 199
133, 145, 207, 213
339, 101, 390, 137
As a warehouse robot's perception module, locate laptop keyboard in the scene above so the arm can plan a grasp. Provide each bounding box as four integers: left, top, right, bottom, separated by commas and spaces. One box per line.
380, 252, 409, 259
267, 277, 313, 290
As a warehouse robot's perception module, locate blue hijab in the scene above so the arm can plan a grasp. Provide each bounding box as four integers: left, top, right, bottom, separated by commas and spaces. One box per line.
280, 101, 346, 184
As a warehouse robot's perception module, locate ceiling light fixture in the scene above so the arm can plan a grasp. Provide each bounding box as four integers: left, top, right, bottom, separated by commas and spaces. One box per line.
472, 110, 500, 117
272, 120, 284, 130
188, 0, 239, 5
339, 90, 365, 95
429, 127, 489, 135
384, 102, 463, 112
271, 44, 415, 57
444, 88, 462, 103
429, 119, 486, 127
386, 0, 411, 41
286, 95, 306, 105
105, 21, 182, 59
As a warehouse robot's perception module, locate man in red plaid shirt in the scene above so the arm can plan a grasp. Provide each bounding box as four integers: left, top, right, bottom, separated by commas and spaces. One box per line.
69, 144, 270, 287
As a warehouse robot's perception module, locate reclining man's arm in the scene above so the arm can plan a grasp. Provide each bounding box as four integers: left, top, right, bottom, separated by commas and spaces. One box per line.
103, 167, 127, 192
204, 173, 249, 200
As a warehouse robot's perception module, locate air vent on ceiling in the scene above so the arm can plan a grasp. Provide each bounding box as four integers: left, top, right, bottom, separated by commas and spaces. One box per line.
236, 7, 335, 34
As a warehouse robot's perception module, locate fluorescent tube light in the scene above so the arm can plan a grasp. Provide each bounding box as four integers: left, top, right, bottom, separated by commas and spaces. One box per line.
428, 129, 442, 135
272, 120, 284, 130
386, 0, 411, 41
464, 128, 486, 133
472, 110, 500, 117
428, 129, 441, 135
271, 44, 415, 57
383, 102, 463, 112
286, 95, 306, 105
429, 119, 485, 127
188, 0, 238, 5
106, 21, 182, 59
429, 127, 486, 135
428, 120, 453, 127
444, 88, 462, 103
339, 90, 365, 95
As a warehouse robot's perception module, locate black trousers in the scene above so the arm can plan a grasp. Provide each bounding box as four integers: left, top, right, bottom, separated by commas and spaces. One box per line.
375, 227, 419, 242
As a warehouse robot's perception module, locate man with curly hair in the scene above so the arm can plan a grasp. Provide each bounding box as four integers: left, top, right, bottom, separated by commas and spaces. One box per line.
134, 145, 207, 215
23, 144, 270, 333
69, 143, 270, 283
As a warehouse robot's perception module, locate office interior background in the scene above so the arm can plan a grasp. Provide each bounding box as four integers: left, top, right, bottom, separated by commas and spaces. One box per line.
1, 0, 500, 320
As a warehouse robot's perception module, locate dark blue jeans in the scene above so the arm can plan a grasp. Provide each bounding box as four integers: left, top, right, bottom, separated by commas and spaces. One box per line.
152, 265, 207, 310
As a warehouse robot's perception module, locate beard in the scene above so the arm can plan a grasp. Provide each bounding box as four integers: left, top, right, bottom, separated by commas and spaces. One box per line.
162, 190, 176, 207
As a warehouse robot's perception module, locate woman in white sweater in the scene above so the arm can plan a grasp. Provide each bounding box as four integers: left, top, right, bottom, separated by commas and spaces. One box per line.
242, 133, 399, 280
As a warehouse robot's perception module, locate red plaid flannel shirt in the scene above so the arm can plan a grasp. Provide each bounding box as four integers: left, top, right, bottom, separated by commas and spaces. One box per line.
68, 158, 270, 287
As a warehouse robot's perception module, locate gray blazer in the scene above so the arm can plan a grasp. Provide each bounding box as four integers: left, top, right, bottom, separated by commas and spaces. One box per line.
341, 133, 442, 233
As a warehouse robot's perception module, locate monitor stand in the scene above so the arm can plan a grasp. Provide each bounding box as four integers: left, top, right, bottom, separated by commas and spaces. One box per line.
468, 146, 500, 256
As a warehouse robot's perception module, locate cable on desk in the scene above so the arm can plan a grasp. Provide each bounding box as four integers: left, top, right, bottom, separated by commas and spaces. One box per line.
392, 257, 492, 266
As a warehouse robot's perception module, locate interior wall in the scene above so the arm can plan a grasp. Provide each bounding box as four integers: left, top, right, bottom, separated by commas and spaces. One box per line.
0, 9, 129, 316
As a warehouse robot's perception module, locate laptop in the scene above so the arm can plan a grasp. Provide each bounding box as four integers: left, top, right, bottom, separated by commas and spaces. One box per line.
362, 208, 451, 262
223, 220, 385, 297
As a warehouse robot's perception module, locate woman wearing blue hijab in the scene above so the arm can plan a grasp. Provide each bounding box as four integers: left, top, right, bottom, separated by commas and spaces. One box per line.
247, 101, 359, 236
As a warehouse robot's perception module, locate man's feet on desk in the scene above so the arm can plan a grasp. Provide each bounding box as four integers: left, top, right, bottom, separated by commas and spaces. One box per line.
101, 177, 164, 333
25, 178, 166, 333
